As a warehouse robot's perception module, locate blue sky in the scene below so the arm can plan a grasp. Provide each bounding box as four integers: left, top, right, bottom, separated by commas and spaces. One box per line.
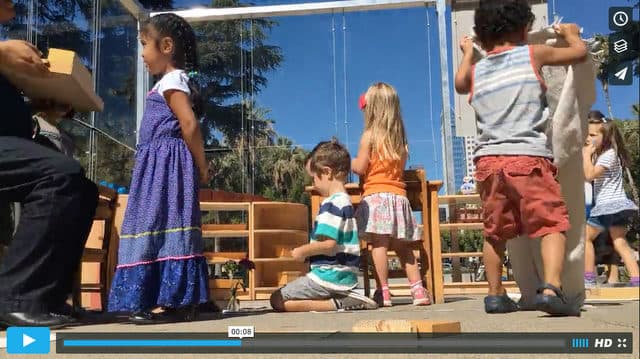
177, 0, 639, 184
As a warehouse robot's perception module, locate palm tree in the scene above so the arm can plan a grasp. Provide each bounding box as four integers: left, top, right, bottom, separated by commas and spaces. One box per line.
592, 34, 615, 119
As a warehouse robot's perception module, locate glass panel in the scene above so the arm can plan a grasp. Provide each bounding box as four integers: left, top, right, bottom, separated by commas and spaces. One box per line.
0, 0, 30, 40
346, 8, 438, 179
34, 0, 94, 64
59, 117, 92, 171
94, 130, 136, 190
95, 0, 138, 147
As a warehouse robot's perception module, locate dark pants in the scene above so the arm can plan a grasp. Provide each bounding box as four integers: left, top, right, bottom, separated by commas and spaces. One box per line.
0, 136, 98, 313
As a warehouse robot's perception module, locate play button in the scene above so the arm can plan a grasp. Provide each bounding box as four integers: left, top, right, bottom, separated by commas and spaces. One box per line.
7, 327, 50, 354
23, 334, 36, 347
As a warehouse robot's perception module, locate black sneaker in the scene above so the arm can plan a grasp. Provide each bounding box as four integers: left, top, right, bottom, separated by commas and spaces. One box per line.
334, 291, 378, 311
484, 292, 519, 313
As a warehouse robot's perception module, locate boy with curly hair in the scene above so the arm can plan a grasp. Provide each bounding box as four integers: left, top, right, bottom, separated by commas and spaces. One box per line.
454, 0, 587, 316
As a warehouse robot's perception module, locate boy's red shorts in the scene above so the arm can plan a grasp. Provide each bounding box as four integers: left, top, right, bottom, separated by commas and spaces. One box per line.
474, 156, 570, 242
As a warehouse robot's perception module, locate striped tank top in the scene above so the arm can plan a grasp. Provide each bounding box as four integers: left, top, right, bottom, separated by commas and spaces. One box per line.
470, 45, 552, 159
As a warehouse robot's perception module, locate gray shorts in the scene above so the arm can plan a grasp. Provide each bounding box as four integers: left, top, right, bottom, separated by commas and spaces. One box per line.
279, 276, 346, 301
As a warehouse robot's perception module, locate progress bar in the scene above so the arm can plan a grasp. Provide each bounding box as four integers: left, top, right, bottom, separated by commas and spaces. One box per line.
63, 339, 242, 347
56, 332, 634, 354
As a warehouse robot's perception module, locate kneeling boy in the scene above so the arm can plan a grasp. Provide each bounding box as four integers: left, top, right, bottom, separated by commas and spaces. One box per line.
270, 139, 378, 312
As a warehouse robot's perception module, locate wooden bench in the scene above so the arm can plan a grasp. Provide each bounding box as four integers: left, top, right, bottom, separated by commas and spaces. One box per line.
72, 185, 118, 311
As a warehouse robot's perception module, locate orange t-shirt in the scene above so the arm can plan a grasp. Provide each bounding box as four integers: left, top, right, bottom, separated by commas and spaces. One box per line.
362, 152, 406, 197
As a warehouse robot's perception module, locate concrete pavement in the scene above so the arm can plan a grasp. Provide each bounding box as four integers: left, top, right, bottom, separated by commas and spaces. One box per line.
1, 295, 638, 359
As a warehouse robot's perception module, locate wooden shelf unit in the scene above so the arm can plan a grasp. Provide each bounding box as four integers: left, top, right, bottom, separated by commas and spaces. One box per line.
200, 201, 309, 301
251, 202, 309, 297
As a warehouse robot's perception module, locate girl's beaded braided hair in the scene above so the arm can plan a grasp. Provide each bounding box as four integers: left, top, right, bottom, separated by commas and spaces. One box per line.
141, 13, 203, 117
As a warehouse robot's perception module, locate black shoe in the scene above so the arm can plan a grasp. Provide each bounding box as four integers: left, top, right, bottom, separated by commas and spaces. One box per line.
128, 311, 162, 325
0, 312, 69, 329
484, 292, 519, 313
535, 283, 581, 317
161, 306, 199, 322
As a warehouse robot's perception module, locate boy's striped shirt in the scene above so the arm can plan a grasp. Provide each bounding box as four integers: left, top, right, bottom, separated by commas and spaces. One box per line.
307, 192, 360, 291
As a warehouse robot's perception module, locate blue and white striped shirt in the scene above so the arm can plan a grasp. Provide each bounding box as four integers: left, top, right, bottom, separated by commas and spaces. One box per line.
307, 192, 360, 291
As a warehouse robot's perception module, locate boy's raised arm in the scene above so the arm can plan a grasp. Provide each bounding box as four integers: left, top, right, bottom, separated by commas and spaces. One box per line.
455, 37, 475, 94
532, 23, 588, 67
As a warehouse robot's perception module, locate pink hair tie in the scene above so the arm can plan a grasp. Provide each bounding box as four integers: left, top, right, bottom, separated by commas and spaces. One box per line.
358, 94, 367, 110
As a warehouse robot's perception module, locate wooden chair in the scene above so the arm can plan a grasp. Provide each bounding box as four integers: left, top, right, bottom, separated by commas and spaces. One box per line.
72, 185, 118, 312
359, 169, 435, 302
305, 169, 437, 303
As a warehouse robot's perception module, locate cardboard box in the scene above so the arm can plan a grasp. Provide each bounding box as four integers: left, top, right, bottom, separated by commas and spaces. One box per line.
8, 48, 104, 112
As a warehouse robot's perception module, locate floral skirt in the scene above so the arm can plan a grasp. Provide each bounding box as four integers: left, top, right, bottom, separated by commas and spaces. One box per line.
355, 192, 421, 242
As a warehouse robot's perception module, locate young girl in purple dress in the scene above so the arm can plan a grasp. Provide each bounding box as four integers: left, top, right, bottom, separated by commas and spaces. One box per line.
108, 13, 210, 323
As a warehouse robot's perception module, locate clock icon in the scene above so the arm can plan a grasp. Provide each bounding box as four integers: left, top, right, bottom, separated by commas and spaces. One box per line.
610, 7, 633, 30
614, 11, 629, 27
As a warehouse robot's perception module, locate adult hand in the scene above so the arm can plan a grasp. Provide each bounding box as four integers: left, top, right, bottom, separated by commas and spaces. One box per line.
0, 40, 49, 77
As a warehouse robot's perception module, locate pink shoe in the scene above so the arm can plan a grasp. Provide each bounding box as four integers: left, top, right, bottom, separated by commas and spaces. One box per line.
411, 284, 431, 306
373, 288, 392, 307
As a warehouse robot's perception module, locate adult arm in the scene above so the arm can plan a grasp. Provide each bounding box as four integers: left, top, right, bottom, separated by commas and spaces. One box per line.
0, 40, 49, 76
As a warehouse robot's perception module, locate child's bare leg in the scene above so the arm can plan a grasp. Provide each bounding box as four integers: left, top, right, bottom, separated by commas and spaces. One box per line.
540, 232, 566, 296
371, 235, 391, 287
270, 290, 336, 312
393, 243, 421, 283
607, 264, 619, 283
610, 226, 640, 278
395, 242, 430, 305
282, 300, 336, 312
483, 238, 506, 296
584, 225, 601, 274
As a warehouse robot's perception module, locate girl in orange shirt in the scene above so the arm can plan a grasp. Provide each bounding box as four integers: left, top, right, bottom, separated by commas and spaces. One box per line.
353, 82, 430, 307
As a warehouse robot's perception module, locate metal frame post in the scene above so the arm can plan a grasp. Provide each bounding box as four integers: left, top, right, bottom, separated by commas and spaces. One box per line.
436, 0, 455, 194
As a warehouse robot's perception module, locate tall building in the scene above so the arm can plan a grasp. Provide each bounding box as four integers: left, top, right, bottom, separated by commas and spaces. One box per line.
464, 136, 477, 177
441, 109, 467, 194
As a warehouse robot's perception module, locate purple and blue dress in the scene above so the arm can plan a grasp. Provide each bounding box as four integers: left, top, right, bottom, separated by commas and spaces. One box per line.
108, 70, 209, 313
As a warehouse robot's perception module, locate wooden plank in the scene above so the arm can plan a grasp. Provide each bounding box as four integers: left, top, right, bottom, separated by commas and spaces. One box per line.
203, 251, 248, 262
94, 204, 113, 221
440, 222, 483, 231
253, 258, 300, 262
202, 223, 247, 231
352, 320, 460, 333
200, 202, 251, 211
438, 194, 481, 205
441, 252, 483, 258
98, 185, 118, 200
444, 281, 517, 288
428, 182, 445, 304
253, 229, 308, 236
202, 230, 249, 238
585, 287, 639, 301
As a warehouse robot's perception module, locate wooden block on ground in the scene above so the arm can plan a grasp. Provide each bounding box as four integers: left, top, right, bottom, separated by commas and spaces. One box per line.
585, 287, 639, 301
352, 320, 460, 333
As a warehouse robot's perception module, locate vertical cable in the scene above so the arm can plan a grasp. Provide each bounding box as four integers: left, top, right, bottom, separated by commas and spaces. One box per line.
331, 13, 339, 136
239, 20, 245, 194
342, 11, 349, 153
250, 19, 255, 196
